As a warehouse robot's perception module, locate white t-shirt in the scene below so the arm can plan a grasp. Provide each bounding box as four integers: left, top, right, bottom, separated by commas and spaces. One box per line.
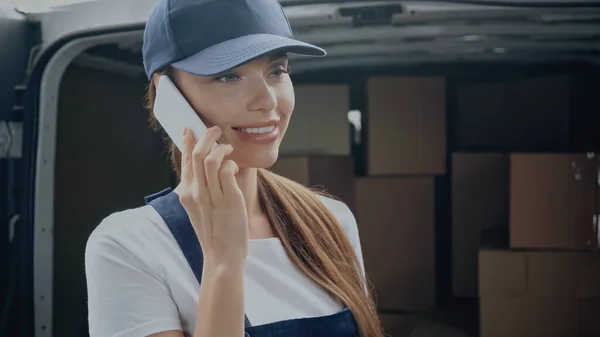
85, 194, 365, 337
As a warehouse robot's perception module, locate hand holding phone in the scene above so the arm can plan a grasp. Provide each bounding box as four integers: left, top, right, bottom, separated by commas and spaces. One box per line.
178, 119, 249, 265
153, 75, 248, 261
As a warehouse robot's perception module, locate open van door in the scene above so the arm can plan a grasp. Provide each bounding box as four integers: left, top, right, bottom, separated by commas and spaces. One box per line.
13, 3, 152, 337
2, 2, 158, 336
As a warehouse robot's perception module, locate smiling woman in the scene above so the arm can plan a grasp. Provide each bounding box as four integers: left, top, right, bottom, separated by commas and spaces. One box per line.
84, 0, 383, 336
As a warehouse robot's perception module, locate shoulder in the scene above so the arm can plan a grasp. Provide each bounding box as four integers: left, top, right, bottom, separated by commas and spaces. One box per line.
85, 206, 184, 336
315, 194, 358, 235
85, 205, 172, 271
87, 205, 161, 247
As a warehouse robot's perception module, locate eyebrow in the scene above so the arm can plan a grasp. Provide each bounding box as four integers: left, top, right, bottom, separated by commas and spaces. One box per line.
269, 52, 288, 63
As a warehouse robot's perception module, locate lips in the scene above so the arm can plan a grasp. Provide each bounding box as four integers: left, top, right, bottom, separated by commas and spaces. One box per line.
233, 120, 279, 128
236, 125, 276, 134
232, 121, 280, 144
232, 120, 279, 134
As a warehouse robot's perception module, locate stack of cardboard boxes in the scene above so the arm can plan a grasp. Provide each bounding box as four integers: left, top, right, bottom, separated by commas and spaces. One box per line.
273, 73, 600, 336
478, 153, 600, 337
357, 76, 446, 315
450, 75, 600, 337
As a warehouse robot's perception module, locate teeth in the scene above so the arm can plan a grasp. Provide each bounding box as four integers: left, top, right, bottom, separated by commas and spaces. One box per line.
239, 125, 275, 134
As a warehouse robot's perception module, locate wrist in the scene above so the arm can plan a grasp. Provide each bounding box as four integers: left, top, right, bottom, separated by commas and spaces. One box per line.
203, 259, 245, 276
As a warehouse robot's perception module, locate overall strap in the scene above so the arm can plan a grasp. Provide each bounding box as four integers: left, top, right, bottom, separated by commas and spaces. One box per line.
145, 188, 252, 328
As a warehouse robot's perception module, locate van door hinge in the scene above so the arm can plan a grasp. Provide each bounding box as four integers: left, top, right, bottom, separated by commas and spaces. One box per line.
0, 122, 23, 159
1, 84, 26, 158
13, 85, 26, 117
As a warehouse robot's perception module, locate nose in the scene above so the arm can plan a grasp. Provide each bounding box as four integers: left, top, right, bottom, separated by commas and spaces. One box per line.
246, 78, 277, 113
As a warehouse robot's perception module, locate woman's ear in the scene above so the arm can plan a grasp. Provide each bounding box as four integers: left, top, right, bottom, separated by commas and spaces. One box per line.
168, 67, 178, 84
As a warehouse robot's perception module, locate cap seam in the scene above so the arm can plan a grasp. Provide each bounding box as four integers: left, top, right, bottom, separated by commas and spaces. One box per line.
165, 0, 183, 59
275, 0, 294, 38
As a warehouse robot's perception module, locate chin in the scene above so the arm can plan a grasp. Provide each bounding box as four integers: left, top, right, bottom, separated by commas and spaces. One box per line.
234, 147, 279, 169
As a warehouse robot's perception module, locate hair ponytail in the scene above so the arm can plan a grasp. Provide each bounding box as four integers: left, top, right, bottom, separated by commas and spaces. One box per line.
146, 72, 383, 337
257, 169, 383, 337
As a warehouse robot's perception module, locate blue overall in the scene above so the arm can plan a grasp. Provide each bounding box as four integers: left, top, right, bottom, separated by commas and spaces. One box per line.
145, 187, 360, 337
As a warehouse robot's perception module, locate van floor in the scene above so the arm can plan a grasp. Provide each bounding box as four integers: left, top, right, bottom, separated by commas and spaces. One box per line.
380, 299, 478, 337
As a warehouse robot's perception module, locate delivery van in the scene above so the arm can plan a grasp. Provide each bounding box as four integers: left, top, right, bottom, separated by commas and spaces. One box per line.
1, 1, 600, 336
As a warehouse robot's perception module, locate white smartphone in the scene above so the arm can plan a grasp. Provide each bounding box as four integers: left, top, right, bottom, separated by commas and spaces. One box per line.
153, 75, 213, 151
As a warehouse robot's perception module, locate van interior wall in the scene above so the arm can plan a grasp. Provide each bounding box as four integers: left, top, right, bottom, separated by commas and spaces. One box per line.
53, 64, 172, 337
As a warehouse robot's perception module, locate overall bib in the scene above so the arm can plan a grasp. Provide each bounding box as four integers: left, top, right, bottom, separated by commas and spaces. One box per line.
145, 188, 360, 337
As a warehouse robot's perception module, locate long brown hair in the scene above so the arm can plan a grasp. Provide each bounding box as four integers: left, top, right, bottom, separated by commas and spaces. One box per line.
145, 69, 383, 337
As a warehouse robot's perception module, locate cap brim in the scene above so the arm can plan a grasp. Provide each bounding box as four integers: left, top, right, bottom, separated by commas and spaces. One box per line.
171, 34, 326, 76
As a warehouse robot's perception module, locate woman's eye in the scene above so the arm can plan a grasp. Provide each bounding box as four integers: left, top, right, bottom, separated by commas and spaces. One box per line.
269, 66, 289, 78
216, 74, 239, 82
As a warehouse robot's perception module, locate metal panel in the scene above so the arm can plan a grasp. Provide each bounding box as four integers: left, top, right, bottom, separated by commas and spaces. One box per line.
30, 0, 351, 47
26, 0, 600, 70
0, 6, 31, 121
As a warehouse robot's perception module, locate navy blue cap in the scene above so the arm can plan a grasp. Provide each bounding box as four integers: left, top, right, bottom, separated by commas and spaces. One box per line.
142, 0, 326, 79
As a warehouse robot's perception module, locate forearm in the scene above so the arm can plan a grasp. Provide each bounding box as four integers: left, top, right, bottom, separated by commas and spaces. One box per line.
193, 262, 245, 337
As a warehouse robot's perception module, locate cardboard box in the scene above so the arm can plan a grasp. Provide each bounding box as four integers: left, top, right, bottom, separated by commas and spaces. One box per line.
478, 250, 600, 298
455, 75, 571, 152
269, 156, 355, 210
509, 153, 599, 250
479, 250, 600, 337
480, 297, 579, 337
367, 77, 446, 175
355, 177, 435, 311
452, 153, 509, 297
280, 84, 350, 155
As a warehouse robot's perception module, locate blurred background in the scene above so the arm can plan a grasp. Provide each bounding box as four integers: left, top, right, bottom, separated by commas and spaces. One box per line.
0, 0, 77, 10
1, 0, 600, 336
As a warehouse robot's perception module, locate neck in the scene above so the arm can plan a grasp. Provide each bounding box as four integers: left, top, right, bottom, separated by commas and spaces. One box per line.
235, 167, 261, 216
174, 167, 262, 217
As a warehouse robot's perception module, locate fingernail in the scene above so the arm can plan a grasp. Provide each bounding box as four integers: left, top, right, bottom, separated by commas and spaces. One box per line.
213, 126, 222, 133
182, 128, 188, 136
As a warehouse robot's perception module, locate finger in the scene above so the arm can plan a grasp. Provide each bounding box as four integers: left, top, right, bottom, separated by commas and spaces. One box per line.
219, 160, 241, 197
204, 144, 234, 200
192, 126, 222, 201
180, 128, 195, 186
